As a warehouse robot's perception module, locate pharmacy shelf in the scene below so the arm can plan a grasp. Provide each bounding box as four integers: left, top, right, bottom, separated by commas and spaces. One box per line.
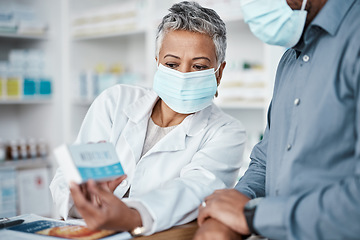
0, 99, 52, 105
73, 98, 94, 106
0, 157, 50, 170
223, 16, 244, 24
216, 101, 266, 110
72, 28, 145, 41
0, 32, 48, 40
73, 99, 267, 110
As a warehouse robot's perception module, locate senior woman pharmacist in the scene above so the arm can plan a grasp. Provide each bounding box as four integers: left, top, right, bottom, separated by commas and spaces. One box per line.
50, 1, 245, 236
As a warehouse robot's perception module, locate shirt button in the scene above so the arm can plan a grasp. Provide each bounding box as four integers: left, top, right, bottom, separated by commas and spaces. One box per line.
294, 98, 300, 106
303, 55, 310, 62
120, 179, 128, 187
287, 144, 292, 151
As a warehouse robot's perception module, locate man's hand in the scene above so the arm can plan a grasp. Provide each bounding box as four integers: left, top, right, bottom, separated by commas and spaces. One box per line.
70, 179, 142, 231
193, 218, 243, 240
198, 189, 251, 235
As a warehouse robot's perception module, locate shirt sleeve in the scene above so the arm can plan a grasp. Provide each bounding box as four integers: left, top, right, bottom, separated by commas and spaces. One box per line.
234, 103, 270, 199
253, 40, 360, 240
49, 167, 74, 220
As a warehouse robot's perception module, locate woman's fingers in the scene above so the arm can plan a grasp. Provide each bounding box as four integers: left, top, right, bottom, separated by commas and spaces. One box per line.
87, 180, 118, 205
70, 182, 101, 220
107, 175, 127, 192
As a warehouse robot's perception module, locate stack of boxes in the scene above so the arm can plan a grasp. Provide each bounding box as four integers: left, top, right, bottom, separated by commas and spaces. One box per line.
0, 168, 16, 218
71, 0, 145, 38
214, 60, 266, 105
0, 49, 52, 100
0, 3, 47, 35
78, 63, 143, 101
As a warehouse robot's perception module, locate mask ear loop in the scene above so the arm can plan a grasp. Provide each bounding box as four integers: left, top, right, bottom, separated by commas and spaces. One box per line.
214, 64, 221, 73
301, 0, 308, 11
214, 64, 222, 98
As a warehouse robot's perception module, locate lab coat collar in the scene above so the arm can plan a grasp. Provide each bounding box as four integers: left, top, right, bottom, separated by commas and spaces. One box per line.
123, 89, 159, 123
123, 89, 214, 158
181, 104, 212, 137
142, 103, 213, 156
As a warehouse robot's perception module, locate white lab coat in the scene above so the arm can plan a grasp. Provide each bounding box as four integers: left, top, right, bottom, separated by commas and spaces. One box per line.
50, 84, 246, 234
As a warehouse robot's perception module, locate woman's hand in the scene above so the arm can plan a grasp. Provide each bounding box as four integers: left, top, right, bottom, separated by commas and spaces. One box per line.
99, 175, 127, 193
78, 175, 127, 207
193, 218, 243, 240
82, 140, 126, 207
70, 179, 142, 231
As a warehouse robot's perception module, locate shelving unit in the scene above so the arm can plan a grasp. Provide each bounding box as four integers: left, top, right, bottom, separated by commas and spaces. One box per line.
0, 158, 50, 170
0, 0, 63, 145
0, 0, 63, 218
0, 99, 52, 105
0, 33, 47, 40
73, 29, 145, 41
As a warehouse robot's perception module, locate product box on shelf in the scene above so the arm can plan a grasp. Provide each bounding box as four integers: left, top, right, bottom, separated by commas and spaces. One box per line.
0, 168, 17, 218
17, 168, 51, 216
0, 3, 48, 35
0, 50, 52, 101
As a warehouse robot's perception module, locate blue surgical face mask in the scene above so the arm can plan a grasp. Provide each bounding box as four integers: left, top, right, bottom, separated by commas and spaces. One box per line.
241, 0, 308, 48
153, 64, 219, 114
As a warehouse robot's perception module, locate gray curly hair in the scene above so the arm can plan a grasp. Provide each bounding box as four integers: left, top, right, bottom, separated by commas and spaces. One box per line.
155, 1, 227, 65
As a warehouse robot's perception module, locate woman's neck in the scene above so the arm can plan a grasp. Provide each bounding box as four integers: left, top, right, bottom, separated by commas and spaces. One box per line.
151, 100, 190, 127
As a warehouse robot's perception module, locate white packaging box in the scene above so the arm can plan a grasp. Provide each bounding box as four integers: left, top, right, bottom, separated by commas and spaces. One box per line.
0, 167, 17, 218
17, 168, 51, 216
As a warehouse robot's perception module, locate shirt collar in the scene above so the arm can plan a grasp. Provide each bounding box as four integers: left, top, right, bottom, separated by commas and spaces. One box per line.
303, 0, 355, 44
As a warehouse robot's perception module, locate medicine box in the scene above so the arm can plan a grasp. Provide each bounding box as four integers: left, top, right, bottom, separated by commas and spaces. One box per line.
54, 143, 125, 184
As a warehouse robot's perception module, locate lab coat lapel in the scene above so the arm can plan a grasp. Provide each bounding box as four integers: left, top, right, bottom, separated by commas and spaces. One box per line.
122, 90, 158, 163
144, 104, 213, 155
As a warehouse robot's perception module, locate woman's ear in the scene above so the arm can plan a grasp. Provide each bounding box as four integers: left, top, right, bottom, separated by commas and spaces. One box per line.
215, 61, 226, 98
216, 61, 226, 85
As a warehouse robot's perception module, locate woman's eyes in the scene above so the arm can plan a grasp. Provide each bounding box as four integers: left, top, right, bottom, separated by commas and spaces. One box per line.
193, 65, 209, 71
165, 63, 209, 71
165, 63, 179, 69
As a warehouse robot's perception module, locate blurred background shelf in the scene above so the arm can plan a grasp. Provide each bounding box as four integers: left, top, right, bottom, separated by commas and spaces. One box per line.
0, 32, 48, 40
73, 28, 145, 41
216, 101, 266, 110
0, 99, 52, 105
73, 98, 94, 106
0, 157, 50, 170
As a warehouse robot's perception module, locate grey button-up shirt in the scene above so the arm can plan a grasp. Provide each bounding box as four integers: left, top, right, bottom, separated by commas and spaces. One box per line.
236, 0, 360, 239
